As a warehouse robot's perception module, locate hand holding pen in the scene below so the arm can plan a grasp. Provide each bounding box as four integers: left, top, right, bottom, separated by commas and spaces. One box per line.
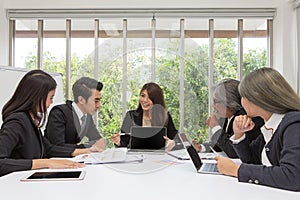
110, 132, 121, 146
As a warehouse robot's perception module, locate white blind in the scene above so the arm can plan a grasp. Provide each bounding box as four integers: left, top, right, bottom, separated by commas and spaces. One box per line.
7, 8, 276, 19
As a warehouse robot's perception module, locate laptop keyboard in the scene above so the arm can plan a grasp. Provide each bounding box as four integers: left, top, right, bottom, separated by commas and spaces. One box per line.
202, 163, 218, 173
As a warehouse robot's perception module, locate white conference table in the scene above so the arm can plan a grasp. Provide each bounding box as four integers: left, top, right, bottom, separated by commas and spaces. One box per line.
0, 153, 299, 200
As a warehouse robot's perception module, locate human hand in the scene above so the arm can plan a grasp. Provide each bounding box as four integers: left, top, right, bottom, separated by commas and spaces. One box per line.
164, 136, 175, 152
206, 114, 219, 128
215, 156, 239, 177
233, 115, 255, 139
32, 159, 85, 170
90, 138, 106, 152
110, 133, 121, 146
192, 140, 202, 152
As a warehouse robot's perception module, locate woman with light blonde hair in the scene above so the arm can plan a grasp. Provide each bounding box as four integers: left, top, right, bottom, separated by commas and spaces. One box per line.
215, 67, 300, 191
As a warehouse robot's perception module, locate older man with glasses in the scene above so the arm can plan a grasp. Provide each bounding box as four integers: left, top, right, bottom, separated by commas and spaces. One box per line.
192, 78, 264, 158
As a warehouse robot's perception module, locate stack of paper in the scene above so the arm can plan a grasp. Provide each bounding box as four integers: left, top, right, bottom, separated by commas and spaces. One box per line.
73, 148, 143, 164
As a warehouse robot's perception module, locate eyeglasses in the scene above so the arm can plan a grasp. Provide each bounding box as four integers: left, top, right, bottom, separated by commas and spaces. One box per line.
212, 98, 223, 105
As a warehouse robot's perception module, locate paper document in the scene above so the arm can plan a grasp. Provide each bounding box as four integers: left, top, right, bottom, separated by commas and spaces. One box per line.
73, 148, 143, 164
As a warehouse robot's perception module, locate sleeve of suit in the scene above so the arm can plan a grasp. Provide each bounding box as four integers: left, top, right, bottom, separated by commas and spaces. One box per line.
0, 119, 32, 176
42, 136, 75, 158
214, 128, 238, 158
236, 124, 300, 191
166, 112, 178, 140
45, 107, 73, 147
119, 112, 133, 147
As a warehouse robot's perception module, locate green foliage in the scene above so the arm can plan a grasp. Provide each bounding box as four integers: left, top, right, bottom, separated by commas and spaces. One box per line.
214, 39, 238, 81
23, 37, 266, 146
243, 48, 267, 75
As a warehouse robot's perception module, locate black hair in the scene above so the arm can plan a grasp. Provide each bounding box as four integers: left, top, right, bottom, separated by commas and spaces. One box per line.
72, 77, 103, 103
137, 82, 168, 126
2, 70, 57, 127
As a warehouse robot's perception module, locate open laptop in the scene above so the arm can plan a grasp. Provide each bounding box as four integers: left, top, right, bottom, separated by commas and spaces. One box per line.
127, 126, 166, 154
179, 133, 220, 174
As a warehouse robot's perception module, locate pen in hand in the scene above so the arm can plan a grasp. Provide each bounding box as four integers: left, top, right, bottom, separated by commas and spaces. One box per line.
209, 146, 221, 157
110, 132, 121, 146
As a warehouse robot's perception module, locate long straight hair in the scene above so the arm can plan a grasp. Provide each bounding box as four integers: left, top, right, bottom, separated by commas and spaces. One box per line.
239, 68, 300, 113
136, 82, 168, 126
2, 70, 57, 127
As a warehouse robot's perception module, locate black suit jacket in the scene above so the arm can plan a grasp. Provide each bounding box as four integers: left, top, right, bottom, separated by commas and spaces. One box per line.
203, 108, 264, 158
235, 111, 300, 191
118, 109, 178, 147
44, 100, 102, 148
0, 112, 75, 176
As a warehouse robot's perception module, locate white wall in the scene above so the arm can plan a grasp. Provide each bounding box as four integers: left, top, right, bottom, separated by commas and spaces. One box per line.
0, 0, 298, 91
273, 1, 298, 90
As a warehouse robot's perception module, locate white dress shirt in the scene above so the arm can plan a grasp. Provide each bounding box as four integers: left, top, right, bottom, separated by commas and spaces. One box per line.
260, 113, 284, 166
72, 102, 86, 126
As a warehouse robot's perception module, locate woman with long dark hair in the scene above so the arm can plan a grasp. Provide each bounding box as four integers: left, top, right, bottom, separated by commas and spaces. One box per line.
0, 70, 86, 177
111, 82, 178, 150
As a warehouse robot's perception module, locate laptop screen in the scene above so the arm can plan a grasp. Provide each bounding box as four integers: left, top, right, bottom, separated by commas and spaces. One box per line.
179, 133, 203, 171
129, 126, 166, 150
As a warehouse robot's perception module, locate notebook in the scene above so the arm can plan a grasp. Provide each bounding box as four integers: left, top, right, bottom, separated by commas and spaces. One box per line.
127, 126, 166, 154
178, 133, 220, 174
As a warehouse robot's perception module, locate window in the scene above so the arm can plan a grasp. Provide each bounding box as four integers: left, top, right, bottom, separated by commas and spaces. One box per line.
8, 8, 275, 143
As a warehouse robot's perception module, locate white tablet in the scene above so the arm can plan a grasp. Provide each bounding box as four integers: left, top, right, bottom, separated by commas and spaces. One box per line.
20, 171, 86, 181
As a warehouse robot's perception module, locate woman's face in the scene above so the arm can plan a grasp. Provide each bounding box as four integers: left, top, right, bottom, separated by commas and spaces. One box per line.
46, 89, 56, 109
139, 90, 153, 111
241, 97, 259, 117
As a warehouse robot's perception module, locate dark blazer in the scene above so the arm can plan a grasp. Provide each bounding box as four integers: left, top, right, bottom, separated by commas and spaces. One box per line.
44, 100, 102, 148
118, 109, 178, 147
0, 112, 75, 177
234, 111, 300, 191
203, 108, 264, 158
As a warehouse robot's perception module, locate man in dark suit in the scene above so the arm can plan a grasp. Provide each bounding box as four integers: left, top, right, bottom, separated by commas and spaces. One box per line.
44, 77, 106, 151
193, 79, 264, 158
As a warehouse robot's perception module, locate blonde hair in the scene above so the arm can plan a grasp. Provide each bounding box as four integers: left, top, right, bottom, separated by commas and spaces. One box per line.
239, 68, 300, 113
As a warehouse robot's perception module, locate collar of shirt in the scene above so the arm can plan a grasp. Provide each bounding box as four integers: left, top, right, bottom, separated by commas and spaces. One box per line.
72, 102, 85, 125
225, 115, 234, 132
260, 113, 285, 143
260, 113, 284, 166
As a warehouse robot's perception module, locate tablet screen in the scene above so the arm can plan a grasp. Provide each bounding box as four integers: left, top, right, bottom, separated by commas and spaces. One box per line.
21, 171, 86, 181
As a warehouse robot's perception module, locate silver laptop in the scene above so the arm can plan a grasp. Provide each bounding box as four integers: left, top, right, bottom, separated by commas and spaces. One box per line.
127, 126, 166, 154
179, 133, 219, 174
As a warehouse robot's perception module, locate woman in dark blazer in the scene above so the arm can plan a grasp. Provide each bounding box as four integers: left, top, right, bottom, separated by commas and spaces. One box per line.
0, 70, 85, 177
111, 82, 178, 150
215, 68, 300, 191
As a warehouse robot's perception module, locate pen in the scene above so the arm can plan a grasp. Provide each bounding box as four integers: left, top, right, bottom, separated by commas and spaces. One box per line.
209, 146, 221, 156
119, 133, 131, 136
